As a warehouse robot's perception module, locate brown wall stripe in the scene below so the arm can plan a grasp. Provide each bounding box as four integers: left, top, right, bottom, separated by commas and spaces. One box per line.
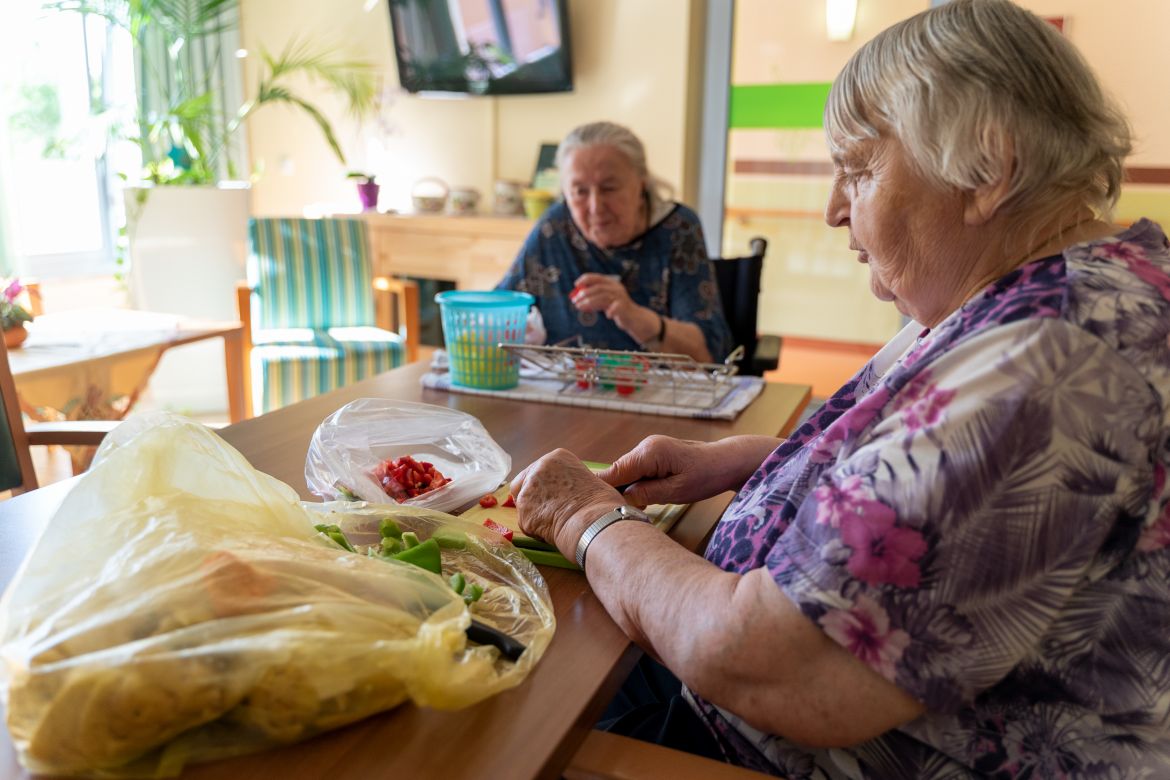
734, 160, 1170, 184
1125, 167, 1170, 185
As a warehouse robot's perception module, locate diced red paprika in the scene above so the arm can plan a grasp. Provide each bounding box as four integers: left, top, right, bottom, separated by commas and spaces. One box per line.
478, 494, 498, 508
503, 494, 515, 508
372, 455, 450, 502
482, 518, 514, 542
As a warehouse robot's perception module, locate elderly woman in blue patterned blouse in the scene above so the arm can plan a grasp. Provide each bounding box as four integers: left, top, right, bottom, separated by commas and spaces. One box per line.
510, 1, 1170, 777
496, 121, 732, 363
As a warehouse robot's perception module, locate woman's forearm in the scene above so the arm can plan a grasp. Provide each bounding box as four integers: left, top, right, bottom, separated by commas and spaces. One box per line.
583, 522, 925, 747
658, 318, 712, 362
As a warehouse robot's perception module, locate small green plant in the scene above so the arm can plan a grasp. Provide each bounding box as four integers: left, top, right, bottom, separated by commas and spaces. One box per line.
346, 171, 376, 184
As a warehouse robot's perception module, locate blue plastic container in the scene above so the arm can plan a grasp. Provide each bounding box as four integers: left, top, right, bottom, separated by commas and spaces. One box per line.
436, 290, 534, 389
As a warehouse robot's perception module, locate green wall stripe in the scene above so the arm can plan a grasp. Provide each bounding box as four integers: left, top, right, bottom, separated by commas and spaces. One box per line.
729, 83, 832, 129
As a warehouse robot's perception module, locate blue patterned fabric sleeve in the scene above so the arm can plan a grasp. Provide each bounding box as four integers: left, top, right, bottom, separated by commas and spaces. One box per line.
661, 208, 733, 361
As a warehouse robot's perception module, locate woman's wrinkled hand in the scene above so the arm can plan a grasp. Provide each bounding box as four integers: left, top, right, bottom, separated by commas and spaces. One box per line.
570, 273, 631, 315
571, 273, 660, 344
510, 449, 624, 557
596, 435, 782, 507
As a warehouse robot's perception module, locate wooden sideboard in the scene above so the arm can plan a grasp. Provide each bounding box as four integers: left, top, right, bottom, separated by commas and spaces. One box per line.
361, 213, 534, 290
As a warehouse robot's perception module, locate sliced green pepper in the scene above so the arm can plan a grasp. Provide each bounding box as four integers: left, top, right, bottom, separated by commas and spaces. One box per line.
379, 518, 404, 539
463, 583, 484, 605
519, 548, 579, 570
380, 536, 404, 555
449, 572, 466, 595
401, 531, 420, 549
314, 523, 356, 553
390, 538, 441, 574
511, 535, 558, 553
432, 528, 469, 550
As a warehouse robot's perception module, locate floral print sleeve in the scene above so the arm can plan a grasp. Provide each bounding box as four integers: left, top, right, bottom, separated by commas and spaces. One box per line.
693, 219, 1170, 779
772, 318, 1159, 710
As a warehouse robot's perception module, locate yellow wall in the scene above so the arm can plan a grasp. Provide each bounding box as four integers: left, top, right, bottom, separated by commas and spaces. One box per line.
726, 0, 1170, 345
240, 0, 703, 217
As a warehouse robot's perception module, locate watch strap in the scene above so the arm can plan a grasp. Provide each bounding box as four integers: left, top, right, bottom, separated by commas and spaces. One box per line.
574, 505, 651, 569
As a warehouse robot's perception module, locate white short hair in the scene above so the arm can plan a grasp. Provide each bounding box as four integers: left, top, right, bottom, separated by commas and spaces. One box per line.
555, 121, 673, 215
826, 0, 1132, 220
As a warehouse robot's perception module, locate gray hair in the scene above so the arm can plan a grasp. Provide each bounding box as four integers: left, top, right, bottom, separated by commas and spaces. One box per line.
555, 121, 673, 217
826, 0, 1132, 223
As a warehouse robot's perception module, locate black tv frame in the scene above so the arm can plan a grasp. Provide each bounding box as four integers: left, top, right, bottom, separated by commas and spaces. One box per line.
389, 0, 573, 96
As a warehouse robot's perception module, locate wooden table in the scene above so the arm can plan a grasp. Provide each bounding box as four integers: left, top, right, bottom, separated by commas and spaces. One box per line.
10, 309, 246, 425
0, 361, 810, 780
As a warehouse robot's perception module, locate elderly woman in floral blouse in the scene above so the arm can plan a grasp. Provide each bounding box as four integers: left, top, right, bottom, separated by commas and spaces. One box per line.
511, 1, 1170, 777
496, 121, 732, 363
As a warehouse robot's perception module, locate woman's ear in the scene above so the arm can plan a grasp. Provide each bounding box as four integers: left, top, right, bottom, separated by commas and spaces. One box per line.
964, 134, 1016, 226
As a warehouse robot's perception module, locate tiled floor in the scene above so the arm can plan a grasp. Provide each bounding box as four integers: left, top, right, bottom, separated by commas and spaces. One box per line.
764, 336, 878, 398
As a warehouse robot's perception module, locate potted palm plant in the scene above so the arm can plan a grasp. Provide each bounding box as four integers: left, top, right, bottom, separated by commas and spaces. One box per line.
50, 0, 377, 185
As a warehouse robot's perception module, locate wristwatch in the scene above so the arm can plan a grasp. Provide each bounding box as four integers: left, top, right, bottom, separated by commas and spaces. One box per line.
574, 505, 652, 569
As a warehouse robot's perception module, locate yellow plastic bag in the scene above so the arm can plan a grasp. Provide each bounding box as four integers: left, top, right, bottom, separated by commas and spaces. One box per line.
0, 413, 554, 777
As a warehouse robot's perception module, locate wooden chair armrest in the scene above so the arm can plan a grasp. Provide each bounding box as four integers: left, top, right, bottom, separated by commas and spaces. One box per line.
373, 276, 420, 363
26, 421, 118, 447
565, 730, 772, 780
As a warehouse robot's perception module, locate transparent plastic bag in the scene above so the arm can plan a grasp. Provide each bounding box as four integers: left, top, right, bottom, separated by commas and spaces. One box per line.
306, 398, 511, 513
0, 413, 553, 778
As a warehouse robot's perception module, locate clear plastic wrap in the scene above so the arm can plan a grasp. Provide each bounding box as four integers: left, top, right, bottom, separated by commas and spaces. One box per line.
0, 413, 553, 778
305, 398, 511, 513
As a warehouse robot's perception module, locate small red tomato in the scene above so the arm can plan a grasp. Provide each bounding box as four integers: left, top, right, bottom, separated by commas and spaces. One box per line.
503, 494, 515, 508
479, 494, 499, 508
482, 518, 514, 541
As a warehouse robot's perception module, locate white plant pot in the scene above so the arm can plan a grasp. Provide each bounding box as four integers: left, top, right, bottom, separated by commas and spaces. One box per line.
124, 184, 250, 416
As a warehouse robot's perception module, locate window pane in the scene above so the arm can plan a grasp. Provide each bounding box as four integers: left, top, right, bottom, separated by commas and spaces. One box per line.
0, 0, 133, 272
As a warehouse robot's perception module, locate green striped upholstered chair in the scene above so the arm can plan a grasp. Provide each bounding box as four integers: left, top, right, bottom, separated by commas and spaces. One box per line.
240, 218, 419, 414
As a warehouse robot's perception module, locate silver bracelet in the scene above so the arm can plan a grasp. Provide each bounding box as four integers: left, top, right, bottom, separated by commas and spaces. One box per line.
574, 505, 652, 569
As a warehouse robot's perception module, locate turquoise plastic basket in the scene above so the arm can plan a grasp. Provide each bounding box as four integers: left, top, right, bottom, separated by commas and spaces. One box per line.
436, 290, 534, 389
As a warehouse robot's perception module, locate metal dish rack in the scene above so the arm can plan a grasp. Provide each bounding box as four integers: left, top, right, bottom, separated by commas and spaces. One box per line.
500, 344, 745, 410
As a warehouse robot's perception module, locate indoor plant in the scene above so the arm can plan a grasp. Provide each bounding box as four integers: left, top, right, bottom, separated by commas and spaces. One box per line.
347, 172, 381, 212
47, 0, 381, 413
49, 0, 379, 184
0, 279, 34, 349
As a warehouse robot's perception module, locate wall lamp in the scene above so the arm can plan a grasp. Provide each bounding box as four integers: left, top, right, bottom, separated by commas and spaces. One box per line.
826, 0, 858, 42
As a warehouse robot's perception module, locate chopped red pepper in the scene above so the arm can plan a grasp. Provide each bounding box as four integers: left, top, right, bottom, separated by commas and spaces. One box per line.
502, 494, 515, 508
479, 494, 499, 508
372, 455, 450, 502
482, 518, 514, 541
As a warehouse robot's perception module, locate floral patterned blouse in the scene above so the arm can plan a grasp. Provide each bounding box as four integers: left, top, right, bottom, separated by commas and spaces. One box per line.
496, 200, 733, 361
691, 219, 1170, 779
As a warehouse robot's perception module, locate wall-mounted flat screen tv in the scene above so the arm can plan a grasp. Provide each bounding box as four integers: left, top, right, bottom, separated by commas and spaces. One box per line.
389, 0, 573, 96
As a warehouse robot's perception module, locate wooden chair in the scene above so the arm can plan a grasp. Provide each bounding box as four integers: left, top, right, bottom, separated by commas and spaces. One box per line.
712, 237, 782, 376
0, 338, 111, 496
236, 217, 421, 415
566, 730, 772, 779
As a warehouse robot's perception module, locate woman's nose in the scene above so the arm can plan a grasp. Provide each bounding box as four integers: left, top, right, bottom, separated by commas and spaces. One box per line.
825, 182, 849, 228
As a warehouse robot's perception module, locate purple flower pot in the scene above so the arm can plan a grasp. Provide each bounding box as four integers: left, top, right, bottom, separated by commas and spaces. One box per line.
357, 181, 381, 211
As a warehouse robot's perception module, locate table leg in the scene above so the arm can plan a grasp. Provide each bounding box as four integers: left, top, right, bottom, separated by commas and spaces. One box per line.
223, 329, 248, 421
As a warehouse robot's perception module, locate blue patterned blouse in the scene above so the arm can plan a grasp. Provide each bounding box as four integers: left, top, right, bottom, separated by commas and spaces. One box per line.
694, 219, 1170, 778
495, 201, 733, 361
